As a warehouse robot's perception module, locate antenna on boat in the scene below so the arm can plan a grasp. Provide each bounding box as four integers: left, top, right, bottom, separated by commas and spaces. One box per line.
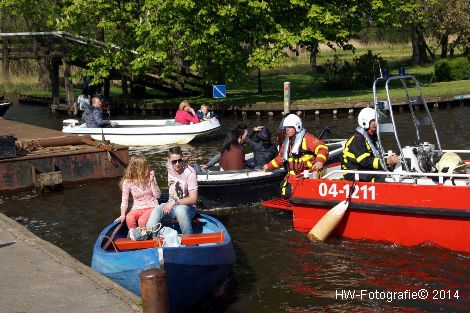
376, 60, 383, 79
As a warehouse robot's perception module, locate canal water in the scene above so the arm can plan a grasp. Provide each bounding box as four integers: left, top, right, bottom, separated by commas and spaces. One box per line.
1, 103, 469, 312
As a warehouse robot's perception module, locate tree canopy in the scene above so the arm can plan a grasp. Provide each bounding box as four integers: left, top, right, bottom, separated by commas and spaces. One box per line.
1, 0, 469, 91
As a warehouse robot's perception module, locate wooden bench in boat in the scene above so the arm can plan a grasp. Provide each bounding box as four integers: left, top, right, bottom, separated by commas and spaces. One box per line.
114, 232, 225, 251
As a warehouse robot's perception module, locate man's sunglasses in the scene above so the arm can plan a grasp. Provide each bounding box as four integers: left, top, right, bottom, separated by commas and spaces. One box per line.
171, 159, 183, 164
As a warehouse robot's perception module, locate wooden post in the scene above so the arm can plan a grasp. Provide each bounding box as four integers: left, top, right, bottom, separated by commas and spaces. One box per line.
51, 58, 61, 109
1, 37, 10, 82
283, 82, 291, 115
63, 58, 75, 116
122, 76, 128, 96
140, 268, 169, 313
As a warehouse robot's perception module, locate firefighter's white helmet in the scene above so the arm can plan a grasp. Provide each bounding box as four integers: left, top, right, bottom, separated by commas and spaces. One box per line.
358, 107, 376, 129
282, 114, 303, 132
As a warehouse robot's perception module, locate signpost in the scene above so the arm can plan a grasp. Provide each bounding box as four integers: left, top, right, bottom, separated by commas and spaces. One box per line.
213, 85, 226, 99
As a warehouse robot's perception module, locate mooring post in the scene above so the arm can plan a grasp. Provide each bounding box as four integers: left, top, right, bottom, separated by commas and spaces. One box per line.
63, 57, 75, 116
283, 82, 291, 115
51, 57, 61, 115
140, 268, 169, 313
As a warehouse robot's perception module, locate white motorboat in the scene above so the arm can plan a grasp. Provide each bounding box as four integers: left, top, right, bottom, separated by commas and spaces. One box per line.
62, 118, 221, 146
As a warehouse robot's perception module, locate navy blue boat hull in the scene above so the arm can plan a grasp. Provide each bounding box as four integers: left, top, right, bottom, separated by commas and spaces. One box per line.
91, 214, 235, 313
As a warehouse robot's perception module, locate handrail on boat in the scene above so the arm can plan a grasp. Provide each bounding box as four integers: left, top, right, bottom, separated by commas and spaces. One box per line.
442, 149, 470, 155
203, 168, 281, 179
321, 169, 470, 184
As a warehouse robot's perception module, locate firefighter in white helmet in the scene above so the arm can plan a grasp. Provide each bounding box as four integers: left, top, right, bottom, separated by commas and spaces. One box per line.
263, 114, 329, 197
342, 107, 400, 182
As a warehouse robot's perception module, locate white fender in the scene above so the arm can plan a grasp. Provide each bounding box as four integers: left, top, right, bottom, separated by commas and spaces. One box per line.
307, 200, 349, 241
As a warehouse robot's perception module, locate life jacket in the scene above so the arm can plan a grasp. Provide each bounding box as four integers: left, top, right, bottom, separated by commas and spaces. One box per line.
282, 128, 306, 163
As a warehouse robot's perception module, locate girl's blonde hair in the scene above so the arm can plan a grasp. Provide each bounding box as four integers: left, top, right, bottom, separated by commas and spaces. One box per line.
120, 155, 150, 189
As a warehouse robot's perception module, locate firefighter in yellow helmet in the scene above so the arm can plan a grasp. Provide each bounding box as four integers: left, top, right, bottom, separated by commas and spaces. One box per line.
263, 114, 329, 197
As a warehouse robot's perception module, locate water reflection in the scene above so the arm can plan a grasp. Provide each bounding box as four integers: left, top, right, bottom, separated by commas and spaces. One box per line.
1, 103, 469, 312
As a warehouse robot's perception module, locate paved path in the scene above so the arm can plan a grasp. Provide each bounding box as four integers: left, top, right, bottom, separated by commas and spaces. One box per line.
0, 213, 141, 313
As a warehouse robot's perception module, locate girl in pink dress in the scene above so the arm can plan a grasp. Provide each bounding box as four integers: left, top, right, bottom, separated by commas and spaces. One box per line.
115, 155, 161, 240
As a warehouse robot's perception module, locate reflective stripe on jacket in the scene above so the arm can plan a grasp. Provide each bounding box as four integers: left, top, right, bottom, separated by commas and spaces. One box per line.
266, 132, 328, 176
341, 130, 382, 172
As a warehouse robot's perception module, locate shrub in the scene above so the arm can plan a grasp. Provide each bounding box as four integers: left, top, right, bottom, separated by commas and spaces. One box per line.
323, 55, 354, 90
434, 57, 470, 81
353, 50, 387, 87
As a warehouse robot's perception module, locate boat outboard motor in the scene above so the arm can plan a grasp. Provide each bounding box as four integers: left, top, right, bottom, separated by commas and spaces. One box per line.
63, 119, 80, 127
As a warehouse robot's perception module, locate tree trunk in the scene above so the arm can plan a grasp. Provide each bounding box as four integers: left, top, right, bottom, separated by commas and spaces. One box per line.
440, 34, 448, 59
309, 40, 319, 75
417, 30, 429, 64
411, 28, 420, 66
257, 68, 262, 94
96, 25, 105, 42
411, 27, 428, 65
121, 76, 128, 96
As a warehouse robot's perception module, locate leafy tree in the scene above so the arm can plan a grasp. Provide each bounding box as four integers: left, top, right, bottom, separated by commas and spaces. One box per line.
281, 0, 371, 75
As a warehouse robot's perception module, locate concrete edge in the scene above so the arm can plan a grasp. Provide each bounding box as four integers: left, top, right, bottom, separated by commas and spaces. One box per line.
0, 212, 142, 312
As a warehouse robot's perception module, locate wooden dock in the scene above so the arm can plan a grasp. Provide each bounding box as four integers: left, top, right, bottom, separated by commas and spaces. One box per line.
19, 92, 469, 118
0, 118, 128, 193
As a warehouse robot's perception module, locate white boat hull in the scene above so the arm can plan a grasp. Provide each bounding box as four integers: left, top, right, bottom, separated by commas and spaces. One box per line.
62, 118, 221, 146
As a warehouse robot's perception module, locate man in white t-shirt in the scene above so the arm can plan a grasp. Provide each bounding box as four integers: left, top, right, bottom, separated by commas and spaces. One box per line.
146, 146, 198, 234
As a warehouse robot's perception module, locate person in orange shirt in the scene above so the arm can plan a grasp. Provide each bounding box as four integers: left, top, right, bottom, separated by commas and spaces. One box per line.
263, 114, 329, 198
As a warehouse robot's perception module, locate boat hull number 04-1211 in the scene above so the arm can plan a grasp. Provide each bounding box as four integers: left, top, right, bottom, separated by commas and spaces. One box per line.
318, 183, 376, 200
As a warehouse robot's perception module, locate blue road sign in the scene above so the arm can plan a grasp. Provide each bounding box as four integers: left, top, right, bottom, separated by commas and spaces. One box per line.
213, 85, 226, 99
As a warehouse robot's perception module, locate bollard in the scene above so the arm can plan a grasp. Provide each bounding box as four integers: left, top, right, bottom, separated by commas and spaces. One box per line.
140, 268, 169, 313
283, 82, 291, 114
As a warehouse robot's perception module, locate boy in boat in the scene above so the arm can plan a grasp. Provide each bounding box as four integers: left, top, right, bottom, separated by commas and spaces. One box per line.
146, 146, 198, 234
175, 100, 200, 125
263, 114, 329, 198
82, 96, 116, 128
196, 104, 216, 120
342, 107, 400, 182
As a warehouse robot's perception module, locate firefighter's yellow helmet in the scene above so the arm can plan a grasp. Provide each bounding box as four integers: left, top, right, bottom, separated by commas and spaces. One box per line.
436, 152, 466, 174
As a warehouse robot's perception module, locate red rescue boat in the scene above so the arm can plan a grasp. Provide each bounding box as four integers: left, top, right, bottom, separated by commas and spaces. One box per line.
263, 74, 470, 254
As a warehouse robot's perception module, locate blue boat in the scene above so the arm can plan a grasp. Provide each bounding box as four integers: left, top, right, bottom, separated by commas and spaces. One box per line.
91, 213, 235, 313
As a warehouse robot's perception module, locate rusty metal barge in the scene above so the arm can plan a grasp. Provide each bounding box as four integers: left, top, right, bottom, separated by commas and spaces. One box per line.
0, 118, 128, 193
